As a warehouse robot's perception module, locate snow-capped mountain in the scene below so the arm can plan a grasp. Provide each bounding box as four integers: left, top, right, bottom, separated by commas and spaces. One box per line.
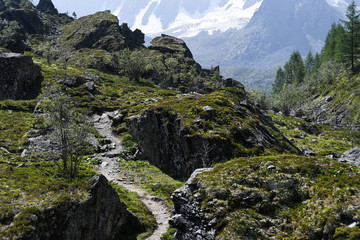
113, 0, 263, 38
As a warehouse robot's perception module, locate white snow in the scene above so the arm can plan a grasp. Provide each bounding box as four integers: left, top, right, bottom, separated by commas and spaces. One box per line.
114, 0, 263, 37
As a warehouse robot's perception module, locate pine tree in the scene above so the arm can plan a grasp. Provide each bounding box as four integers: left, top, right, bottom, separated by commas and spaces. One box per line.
334, 24, 347, 63
342, 0, 360, 71
273, 67, 285, 94
305, 51, 315, 74
284, 50, 305, 85
321, 23, 338, 63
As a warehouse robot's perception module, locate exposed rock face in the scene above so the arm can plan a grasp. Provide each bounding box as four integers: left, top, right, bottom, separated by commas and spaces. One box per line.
0, 9, 45, 35
59, 11, 144, 52
126, 108, 234, 177
126, 100, 300, 177
170, 168, 215, 240
149, 34, 193, 59
339, 147, 360, 167
300, 95, 350, 126
37, 0, 58, 14
26, 174, 141, 240
119, 23, 145, 49
0, 52, 41, 100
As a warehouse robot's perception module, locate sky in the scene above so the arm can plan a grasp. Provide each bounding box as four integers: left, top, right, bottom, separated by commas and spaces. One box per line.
32, 0, 107, 17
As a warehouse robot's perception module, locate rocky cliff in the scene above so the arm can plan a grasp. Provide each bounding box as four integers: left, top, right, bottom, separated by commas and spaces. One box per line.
59, 11, 144, 52
0, 52, 41, 100
126, 89, 301, 177
21, 174, 141, 240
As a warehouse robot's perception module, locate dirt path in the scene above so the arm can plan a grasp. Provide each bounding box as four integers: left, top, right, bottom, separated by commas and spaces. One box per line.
93, 112, 171, 240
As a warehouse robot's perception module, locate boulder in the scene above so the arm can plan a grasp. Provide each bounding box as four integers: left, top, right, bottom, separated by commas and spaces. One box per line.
338, 147, 360, 167
0, 52, 41, 100
149, 34, 193, 59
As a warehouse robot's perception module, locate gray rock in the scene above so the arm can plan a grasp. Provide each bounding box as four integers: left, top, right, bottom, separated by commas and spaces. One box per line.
302, 145, 316, 157
338, 147, 360, 167
85, 81, 95, 91
25, 174, 142, 239
170, 169, 216, 240
0, 52, 41, 100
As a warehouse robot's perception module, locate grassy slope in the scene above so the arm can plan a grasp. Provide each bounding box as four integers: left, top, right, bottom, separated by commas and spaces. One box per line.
196, 155, 360, 239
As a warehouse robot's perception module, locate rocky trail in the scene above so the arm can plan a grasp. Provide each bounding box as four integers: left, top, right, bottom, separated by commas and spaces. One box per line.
92, 112, 171, 240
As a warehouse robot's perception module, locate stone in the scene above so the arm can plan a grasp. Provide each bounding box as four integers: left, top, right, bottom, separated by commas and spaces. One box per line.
85, 81, 95, 91
338, 147, 360, 167
302, 145, 316, 157
0, 52, 41, 100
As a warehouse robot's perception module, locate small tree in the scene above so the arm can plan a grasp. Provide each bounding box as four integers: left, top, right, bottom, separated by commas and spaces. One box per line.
118, 48, 146, 82
72, 12, 77, 19
46, 90, 92, 178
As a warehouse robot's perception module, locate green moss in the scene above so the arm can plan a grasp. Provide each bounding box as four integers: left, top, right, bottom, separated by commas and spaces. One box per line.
0, 154, 96, 239
110, 183, 157, 240
117, 159, 184, 207
193, 155, 360, 239
271, 113, 360, 156
0, 110, 34, 152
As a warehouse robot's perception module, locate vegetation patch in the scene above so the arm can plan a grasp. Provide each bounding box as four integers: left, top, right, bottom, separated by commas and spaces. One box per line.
193, 155, 360, 239
0, 154, 96, 239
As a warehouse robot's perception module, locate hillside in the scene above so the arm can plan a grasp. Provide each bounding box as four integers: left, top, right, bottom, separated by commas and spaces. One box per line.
1, 0, 360, 239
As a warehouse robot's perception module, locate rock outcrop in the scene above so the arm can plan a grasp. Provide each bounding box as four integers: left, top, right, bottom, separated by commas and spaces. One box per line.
36, 0, 58, 14
0, 52, 41, 100
0, 9, 45, 35
170, 168, 215, 240
126, 96, 301, 177
149, 34, 193, 59
171, 156, 360, 239
59, 11, 144, 52
26, 175, 141, 240
339, 147, 360, 167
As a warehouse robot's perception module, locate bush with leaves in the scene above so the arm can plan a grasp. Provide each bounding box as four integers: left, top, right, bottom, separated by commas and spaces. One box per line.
118, 48, 146, 82
44, 89, 92, 178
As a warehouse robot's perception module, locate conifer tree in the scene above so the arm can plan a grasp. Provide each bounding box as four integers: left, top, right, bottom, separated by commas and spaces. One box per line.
342, 0, 360, 71
321, 23, 338, 63
273, 67, 285, 94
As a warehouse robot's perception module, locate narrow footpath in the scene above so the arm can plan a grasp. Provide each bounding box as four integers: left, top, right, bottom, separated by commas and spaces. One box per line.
92, 113, 171, 240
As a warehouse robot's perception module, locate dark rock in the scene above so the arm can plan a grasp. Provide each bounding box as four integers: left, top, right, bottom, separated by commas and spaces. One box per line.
26, 174, 142, 240
302, 145, 316, 157
58, 76, 85, 87
338, 148, 360, 167
119, 23, 145, 50
170, 168, 215, 240
0, 52, 41, 100
126, 104, 301, 177
0, 9, 45, 35
149, 34, 193, 59
37, 0, 58, 14
221, 78, 245, 90
59, 11, 143, 52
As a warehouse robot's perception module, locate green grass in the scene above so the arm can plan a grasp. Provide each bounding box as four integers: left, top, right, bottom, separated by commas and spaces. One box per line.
0, 110, 35, 153
110, 183, 157, 240
0, 154, 96, 239
117, 159, 184, 208
193, 155, 360, 239
270, 113, 360, 157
